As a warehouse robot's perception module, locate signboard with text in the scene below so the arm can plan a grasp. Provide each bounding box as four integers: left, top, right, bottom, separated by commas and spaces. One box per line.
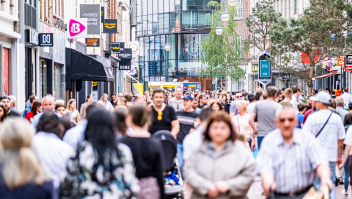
258, 52, 272, 80
69, 18, 87, 38
38, 33, 53, 47
80, 4, 100, 35
103, 19, 118, 33
85, 38, 100, 47
251, 64, 258, 72
119, 48, 132, 59
110, 43, 120, 53
101, 7, 104, 23
119, 59, 131, 70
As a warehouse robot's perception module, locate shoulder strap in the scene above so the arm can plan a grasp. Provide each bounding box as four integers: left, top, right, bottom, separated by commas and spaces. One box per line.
316, 112, 333, 138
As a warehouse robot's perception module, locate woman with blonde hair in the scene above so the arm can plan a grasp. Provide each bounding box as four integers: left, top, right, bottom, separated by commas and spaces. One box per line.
67, 99, 81, 124
100, 93, 114, 111
232, 100, 256, 150
0, 118, 53, 198
80, 94, 93, 119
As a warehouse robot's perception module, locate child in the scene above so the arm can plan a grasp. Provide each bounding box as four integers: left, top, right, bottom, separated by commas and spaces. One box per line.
296, 102, 307, 129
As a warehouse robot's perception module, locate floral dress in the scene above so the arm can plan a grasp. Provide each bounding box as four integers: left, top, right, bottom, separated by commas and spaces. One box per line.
59, 141, 140, 199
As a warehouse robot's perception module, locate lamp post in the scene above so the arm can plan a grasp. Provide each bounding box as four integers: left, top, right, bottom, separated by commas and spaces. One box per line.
215, 17, 223, 35
165, 37, 170, 82
221, 0, 230, 22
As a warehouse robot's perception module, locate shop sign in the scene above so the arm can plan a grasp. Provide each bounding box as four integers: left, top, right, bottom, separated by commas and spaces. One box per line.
101, 7, 104, 23
119, 59, 131, 70
38, 33, 53, 47
110, 43, 120, 53
345, 55, 352, 71
252, 64, 258, 72
338, 55, 345, 66
259, 52, 271, 80
148, 62, 155, 76
80, 4, 101, 35
103, 19, 118, 33
86, 38, 100, 47
69, 18, 87, 38
119, 48, 132, 59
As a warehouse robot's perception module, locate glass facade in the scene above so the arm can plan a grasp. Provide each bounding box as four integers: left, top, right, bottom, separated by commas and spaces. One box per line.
134, 0, 219, 90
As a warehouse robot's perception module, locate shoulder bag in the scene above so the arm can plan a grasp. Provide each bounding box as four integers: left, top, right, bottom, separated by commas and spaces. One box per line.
315, 112, 333, 138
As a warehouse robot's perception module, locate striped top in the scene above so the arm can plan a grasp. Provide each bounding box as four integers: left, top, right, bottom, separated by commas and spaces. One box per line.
176, 110, 198, 144
257, 128, 326, 193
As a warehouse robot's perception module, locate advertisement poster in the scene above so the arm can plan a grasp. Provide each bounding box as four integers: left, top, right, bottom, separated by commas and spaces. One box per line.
80, 4, 101, 35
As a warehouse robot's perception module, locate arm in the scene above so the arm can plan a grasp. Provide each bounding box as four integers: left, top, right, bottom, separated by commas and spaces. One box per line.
171, 120, 180, 138
261, 171, 276, 196
337, 140, 344, 164
249, 112, 256, 123
339, 145, 351, 170
79, 104, 85, 119
316, 164, 333, 191
249, 119, 257, 135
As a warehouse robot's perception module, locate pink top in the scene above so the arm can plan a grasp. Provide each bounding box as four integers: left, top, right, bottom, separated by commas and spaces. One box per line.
231, 113, 253, 139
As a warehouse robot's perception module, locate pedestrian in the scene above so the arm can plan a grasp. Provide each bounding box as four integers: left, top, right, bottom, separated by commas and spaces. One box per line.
303, 97, 317, 124
149, 88, 180, 137
258, 106, 333, 198
25, 101, 42, 123
0, 103, 6, 124
113, 106, 128, 138
232, 100, 256, 150
183, 108, 214, 162
228, 92, 243, 119
296, 102, 306, 129
275, 89, 283, 103
125, 93, 133, 106
0, 118, 54, 199
279, 88, 294, 108
60, 107, 140, 198
303, 91, 345, 199
121, 104, 165, 199
55, 99, 71, 118
198, 94, 207, 109
23, 95, 39, 118
135, 94, 146, 104
336, 96, 349, 122
192, 98, 202, 113
111, 93, 117, 105
32, 95, 58, 129
176, 94, 198, 167
54, 104, 66, 116
32, 111, 74, 198
79, 94, 93, 119
8, 95, 21, 116
250, 86, 282, 149
0, 96, 20, 117
100, 93, 114, 111
184, 112, 255, 198
290, 85, 301, 113
210, 101, 224, 112
306, 95, 313, 110
341, 88, 352, 109
169, 86, 184, 111
222, 95, 232, 113
66, 99, 81, 124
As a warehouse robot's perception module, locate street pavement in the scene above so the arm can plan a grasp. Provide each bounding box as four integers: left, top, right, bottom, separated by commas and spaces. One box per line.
247, 176, 351, 199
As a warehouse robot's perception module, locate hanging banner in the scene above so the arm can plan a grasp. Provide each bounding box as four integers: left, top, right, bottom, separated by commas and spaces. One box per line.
85, 38, 100, 47
103, 19, 118, 33
69, 18, 87, 38
80, 4, 101, 35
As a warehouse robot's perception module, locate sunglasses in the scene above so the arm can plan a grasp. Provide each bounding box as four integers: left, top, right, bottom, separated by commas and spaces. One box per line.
236, 96, 243, 98
279, 118, 295, 123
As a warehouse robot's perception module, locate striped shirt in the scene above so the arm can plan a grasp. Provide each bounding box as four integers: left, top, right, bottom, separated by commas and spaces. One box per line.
257, 128, 326, 193
176, 110, 198, 144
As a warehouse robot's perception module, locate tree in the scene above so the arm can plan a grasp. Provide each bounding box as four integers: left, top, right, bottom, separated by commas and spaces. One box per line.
245, 0, 281, 54
200, 1, 245, 87
269, 1, 351, 94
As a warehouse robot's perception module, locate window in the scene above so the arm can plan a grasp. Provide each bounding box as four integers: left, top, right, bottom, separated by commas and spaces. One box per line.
234, 0, 243, 19
294, 0, 297, 14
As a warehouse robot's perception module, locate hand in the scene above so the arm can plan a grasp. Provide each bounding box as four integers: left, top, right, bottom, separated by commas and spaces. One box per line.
321, 179, 334, 192
336, 157, 342, 165
338, 161, 346, 170
251, 142, 256, 151
263, 179, 276, 196
208, 186, 219, 198
215, 181, 230, 193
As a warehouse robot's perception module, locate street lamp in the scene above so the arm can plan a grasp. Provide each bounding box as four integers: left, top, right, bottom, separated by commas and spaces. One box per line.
228, 0, 237, 6
215, 17, 223, 35
165, 43, 171, 51
221, 1, 230, 22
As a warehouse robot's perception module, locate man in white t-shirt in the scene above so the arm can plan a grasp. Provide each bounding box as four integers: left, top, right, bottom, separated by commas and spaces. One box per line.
303, 91, 345, 199
289, 85, 301, 113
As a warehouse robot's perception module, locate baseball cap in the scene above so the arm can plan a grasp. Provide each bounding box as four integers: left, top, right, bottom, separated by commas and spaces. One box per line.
183, 94, 193, 101
310, 91, 331, 104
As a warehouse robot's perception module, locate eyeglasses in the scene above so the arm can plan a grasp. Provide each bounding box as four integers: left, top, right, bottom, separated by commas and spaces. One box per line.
279, 118, 295, 123
236, 96, 243, 98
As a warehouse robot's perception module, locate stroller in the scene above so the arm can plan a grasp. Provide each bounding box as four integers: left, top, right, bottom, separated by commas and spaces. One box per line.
152, 130, 184, 199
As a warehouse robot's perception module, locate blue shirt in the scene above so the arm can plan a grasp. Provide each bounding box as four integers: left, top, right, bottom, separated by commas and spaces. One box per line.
23, 106, 31, 118
257, 128, 326, 193
296, 113, 304, 129
31, 112, 62, 129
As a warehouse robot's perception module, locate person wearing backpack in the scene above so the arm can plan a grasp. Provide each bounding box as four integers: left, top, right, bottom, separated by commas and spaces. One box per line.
303, 92, 345, 199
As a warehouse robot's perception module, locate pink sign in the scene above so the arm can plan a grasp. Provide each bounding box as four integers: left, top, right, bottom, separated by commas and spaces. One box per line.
69, 19, 87, 37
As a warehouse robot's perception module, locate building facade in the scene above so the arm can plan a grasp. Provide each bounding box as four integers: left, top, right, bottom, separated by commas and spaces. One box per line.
131, 0, 217, 92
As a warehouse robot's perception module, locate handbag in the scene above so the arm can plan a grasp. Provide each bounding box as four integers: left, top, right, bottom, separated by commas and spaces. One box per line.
302, 185, 329, 199
315, 112, 332, 138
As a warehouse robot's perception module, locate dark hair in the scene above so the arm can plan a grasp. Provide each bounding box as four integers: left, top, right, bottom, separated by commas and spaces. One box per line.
128, 104, 151, 127
113, 107, 128, 135
59, 116, 73, 136
152, 88, 165, 97
37, 111, 64, 139
292, 85, 301, 94
209, 101, 224, 111
203, 112, 236, 142
276, 89, 282, 96
0, 96, 10, 101
297, 102, 306, 112
0, 104, 7, 121
198, 108, 214, 122
266, 86, 278, 98
55, 104, 65, 111
344, 88, 348, 93
247, 94, 255, 102
111, 93, 117, 97
255, 91, 262, 101
84, 107, 120, 164
86, 94, 92, 102
29, 95, 37, 104
199, 94, 206, 100
125, 93, 133, 102
31, 101, 42, 115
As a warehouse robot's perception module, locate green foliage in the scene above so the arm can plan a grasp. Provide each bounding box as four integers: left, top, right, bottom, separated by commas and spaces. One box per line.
199, 1, 245, 81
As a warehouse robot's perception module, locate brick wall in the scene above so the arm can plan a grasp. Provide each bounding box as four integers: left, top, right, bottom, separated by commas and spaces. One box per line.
234, 0, 250, 64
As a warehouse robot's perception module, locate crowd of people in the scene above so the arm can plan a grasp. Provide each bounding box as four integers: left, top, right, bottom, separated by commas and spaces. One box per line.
1, 85, 352, 199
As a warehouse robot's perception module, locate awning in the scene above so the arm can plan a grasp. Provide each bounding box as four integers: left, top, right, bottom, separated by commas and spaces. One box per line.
66, 48, 114, 82
315, 70, 337, 79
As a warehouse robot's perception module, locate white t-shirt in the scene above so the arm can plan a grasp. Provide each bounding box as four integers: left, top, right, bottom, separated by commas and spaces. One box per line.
303, 109, 345, 162
344, 126, 352, 155
183, 125, 205, 161
290, 95, 299, 114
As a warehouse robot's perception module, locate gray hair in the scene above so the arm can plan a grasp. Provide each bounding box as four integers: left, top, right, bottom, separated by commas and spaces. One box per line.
42, 95, 54, 104
8, 95, 16, 105
275, 106, 295, 119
